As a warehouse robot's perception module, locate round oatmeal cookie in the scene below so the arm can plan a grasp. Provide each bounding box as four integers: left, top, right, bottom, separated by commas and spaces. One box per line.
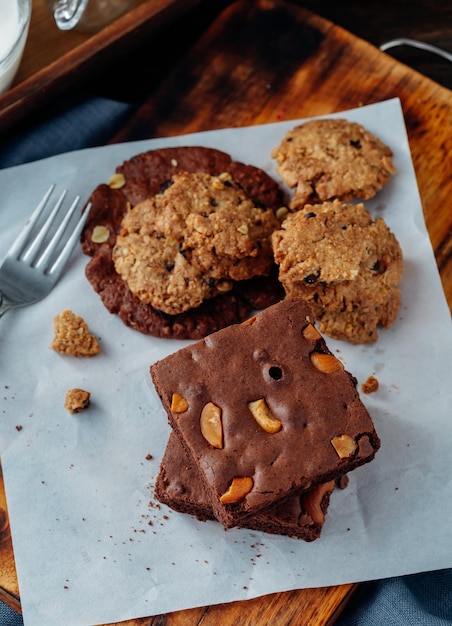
112, 172, 280, 315
271, 119, 395, 209
80, 146, 285, 338
157, 172, 278, 279
112, 197, 218, 315
272, 200, 403, 343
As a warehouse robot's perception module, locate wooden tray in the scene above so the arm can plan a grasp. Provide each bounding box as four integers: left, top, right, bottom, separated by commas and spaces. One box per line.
1, 1, 451, 624
0, 0, 202, 133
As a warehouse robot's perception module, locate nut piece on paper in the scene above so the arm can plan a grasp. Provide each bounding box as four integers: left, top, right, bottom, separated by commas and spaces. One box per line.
50, 309, 100, 357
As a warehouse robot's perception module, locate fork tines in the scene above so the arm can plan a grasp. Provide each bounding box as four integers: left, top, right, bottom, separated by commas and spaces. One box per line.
9, 185, 90, 275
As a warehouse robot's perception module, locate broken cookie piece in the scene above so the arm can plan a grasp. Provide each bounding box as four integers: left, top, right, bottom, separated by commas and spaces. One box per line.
50, 309, 100, 357
65, 388, 91, 414
362, 375, 379, 394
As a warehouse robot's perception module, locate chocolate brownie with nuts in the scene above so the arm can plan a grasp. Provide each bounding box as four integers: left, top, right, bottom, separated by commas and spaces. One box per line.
155, 431, 335, 541
150, 297, 380, 529
271, 118, 395, 210
272, 200, 403, 343
80, 147, 285, 339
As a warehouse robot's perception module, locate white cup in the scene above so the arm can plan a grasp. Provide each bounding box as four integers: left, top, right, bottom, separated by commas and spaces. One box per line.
49, 0, 134, 32
0, 0, 32, 95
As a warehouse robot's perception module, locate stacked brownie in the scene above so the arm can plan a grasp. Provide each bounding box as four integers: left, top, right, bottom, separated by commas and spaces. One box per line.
150, 297, 380, 541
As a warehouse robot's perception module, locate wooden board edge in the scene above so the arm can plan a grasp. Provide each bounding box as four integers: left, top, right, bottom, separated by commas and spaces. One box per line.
0, 0, 202, 133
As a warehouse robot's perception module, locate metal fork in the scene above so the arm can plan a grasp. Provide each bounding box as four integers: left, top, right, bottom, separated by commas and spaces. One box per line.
0, 185, 91, 317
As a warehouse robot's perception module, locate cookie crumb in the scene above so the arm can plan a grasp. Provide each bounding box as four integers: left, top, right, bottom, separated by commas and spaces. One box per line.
65, 388, 91, 414
50, 310, 100, 357
361, 375, 379, 394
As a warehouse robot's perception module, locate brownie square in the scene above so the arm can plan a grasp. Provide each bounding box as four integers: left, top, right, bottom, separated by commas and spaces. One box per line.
150, 297, 380, 528
155, 431, 336, 541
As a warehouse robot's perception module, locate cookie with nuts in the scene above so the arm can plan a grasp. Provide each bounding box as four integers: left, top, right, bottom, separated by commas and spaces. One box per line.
150, 297, 380, 529
272, 200, 403, 343
155, 431, 336, 541
81, 147, 285, 339
112, 172, 280, 315
271, 118, 395, 209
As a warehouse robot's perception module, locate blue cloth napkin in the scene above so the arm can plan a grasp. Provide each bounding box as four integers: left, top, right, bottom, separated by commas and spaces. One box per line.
0, 95, 136, 169
1, 95, 451, 626
337, 569, 452, 625
0, 603, 22, 626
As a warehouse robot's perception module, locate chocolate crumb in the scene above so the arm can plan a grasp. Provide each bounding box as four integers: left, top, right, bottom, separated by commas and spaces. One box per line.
361, 375, 379, 394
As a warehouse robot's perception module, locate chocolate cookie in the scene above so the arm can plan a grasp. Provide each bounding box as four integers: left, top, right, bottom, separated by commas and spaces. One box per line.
272, 119, 395, 209
272, 200, 403, 343
81, 147, 285, 339
150, 298, 380, 529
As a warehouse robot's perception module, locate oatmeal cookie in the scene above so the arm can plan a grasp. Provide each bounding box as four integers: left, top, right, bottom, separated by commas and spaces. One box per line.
156, 172, 278, 280
112, 172, 279, 315
272, 119, 395, 209
272, 200, 403, 343
81, 147, 285, 338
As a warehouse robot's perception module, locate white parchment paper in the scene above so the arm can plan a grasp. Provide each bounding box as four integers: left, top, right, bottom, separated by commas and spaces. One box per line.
0, 99, 451, 626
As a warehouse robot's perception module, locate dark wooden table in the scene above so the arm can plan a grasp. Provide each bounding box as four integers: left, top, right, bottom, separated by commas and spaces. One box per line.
89, 0, 452, 98
89, 0, 452, 97
2, 0, 450, 139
